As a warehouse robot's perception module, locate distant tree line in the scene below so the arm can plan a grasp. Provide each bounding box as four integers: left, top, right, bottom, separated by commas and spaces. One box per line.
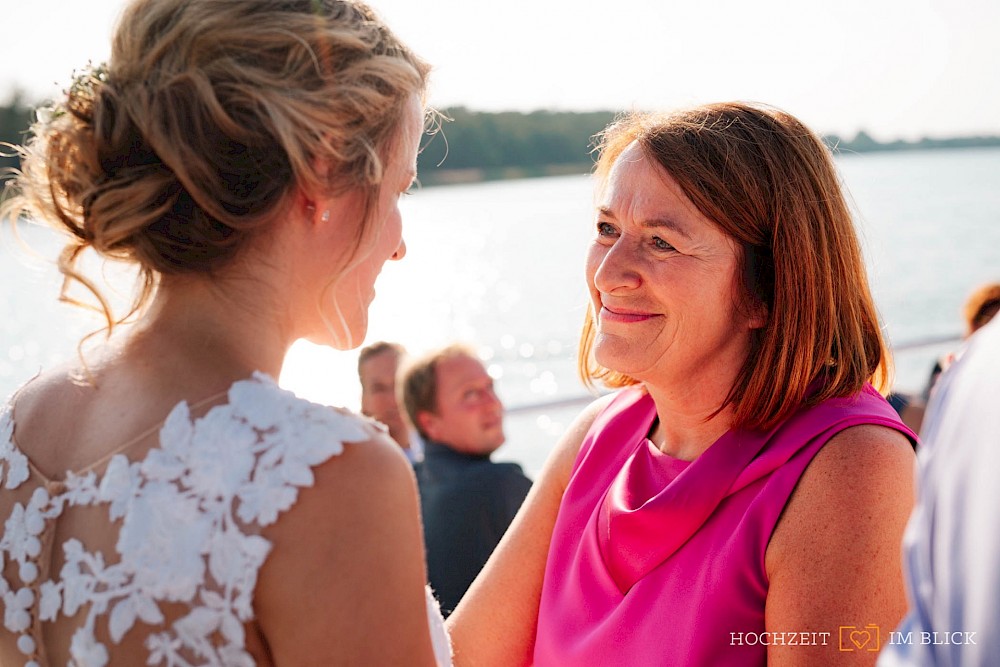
3, 94, 999, 189
825, 129, 1000, 155
416, 107, 617, 182
0, 93, 33, 179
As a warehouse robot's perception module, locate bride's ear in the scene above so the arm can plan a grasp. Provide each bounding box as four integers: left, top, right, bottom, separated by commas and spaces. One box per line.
296, 153, 336, 224
294, 183, 334, 227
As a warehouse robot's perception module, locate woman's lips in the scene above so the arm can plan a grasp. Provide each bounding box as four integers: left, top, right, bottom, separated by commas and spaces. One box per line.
599, 306, 657, 324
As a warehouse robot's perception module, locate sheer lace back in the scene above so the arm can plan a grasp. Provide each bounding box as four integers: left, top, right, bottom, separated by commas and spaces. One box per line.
0, 373, 451, 667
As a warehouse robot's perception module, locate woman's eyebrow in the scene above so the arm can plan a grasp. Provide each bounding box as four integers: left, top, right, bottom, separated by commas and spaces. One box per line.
641, 218, 692, 239
597, 207, 692, 239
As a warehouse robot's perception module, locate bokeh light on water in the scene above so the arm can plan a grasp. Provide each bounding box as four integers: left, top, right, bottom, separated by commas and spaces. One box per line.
4, 149, 1000, 476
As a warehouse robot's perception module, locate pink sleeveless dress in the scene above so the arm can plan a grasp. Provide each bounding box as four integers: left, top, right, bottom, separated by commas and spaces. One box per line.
533, 384, 915, 666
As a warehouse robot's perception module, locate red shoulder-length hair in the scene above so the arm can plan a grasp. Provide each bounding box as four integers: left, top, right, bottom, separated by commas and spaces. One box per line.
579, 102, 891, 432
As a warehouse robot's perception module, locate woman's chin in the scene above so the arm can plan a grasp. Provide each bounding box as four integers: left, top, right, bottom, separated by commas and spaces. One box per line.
304, 323, 367, 351
594, 342, 639, 375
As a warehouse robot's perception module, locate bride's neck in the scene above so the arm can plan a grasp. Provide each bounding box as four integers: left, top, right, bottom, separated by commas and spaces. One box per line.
124, 274, 295, 383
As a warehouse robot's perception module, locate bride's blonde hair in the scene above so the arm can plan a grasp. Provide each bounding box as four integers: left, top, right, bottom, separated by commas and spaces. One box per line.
2, 0, 429, 333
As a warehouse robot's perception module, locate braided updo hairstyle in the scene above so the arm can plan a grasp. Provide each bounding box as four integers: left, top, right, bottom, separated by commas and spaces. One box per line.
3, 0, 429, 330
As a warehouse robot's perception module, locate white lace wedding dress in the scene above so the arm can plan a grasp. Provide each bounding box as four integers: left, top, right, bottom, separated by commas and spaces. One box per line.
0, 373, 452, 666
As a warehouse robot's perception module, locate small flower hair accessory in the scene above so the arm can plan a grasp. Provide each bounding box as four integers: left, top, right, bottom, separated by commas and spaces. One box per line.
37, 61, 110, 124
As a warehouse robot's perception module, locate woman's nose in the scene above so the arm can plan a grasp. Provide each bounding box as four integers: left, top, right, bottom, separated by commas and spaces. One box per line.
591, 240, 641, 293
391, 237, 407, 261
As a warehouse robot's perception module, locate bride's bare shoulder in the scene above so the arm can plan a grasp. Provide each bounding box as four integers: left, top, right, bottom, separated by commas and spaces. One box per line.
254, 421, 437, 664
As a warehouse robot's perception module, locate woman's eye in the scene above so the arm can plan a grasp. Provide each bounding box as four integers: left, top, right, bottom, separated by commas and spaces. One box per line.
597, 222, 616, 236
652, 236, 675, 251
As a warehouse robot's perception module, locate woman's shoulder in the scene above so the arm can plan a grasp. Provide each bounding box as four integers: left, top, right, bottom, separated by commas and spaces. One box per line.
4, 366, 408, 501
232, 373, 415, 494
251, 382, 427, 654
536, 392, 623, 494
765, 423, 915, 646
2, 363, 73, 421
197, 372, 405, 472
574, 389, 637, 433
221, 372, 414, 515
783, 421, 914, 512
226, 372, 373, 441
559, 391, 619, 449
562, 388, 653, 469
768, 423, 915, 570
789, 423, 915, 509
805, 423, 915, 496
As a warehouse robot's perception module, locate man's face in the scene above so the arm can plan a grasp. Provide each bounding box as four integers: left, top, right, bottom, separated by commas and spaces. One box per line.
420, 353, 505, 455
359, 351, 409, 446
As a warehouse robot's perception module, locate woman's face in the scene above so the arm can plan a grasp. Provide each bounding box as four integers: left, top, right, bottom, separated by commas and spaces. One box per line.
318, 96, 423, 349
585, 142, 762, 390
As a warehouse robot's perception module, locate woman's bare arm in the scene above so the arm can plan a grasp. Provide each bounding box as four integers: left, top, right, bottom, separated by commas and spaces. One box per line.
765, 424, 916, 666
447, 394, 614, 667
255, 430, 438, 666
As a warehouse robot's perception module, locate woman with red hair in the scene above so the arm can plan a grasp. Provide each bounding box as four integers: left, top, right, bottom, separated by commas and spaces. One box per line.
449, 103, 916, 666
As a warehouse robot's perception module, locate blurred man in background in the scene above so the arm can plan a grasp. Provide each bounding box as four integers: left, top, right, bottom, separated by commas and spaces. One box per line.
402, 343, 532, 616
358, 341, 422, 464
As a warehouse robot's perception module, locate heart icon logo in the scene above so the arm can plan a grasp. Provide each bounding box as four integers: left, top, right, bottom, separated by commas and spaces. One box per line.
850, 630, 871, 649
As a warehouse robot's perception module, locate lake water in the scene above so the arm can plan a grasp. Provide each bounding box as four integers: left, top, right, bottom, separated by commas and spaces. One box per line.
3, 147, 999, 476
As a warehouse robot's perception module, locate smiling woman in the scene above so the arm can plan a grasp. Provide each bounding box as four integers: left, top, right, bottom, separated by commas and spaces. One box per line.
447, 103, 917, 667
581, 106, 893, 433
585, 143, 764, 429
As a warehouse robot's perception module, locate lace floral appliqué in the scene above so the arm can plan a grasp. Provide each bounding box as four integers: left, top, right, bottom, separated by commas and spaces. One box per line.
0, 373, 372, 667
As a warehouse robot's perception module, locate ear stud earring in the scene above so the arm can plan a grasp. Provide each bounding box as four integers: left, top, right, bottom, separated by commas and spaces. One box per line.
321, 210, 331, 222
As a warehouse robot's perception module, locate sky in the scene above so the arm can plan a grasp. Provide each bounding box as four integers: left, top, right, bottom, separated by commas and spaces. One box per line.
1, 0, 997, 141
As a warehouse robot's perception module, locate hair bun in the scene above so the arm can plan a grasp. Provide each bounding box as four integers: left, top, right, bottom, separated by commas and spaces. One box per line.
2, 0, 429, 335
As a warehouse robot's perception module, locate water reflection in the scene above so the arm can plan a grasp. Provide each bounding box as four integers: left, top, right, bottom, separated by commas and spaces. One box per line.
4, 150, 1000, 475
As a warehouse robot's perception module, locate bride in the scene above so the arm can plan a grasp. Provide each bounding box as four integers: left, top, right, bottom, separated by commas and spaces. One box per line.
0, 0, 449, 665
